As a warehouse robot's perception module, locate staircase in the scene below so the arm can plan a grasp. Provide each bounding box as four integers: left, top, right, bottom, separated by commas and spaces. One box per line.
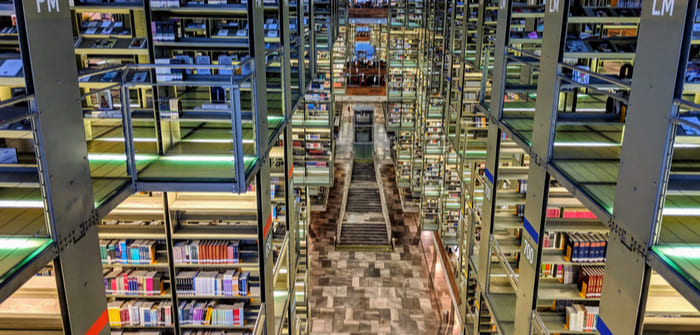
337, 162, 392, 251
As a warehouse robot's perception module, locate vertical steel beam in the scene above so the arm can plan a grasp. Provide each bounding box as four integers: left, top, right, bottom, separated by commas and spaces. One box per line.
15, 0, 108, 333
247, 0, 274, 329
249, 0, 270, 156
600, 1, 695, 334
512, 0, 567, 332
279, 0, 293, 118
283, 127, 298, 335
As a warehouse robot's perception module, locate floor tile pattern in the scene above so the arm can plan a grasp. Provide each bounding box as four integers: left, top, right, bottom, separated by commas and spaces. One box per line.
307, 105, 452, 335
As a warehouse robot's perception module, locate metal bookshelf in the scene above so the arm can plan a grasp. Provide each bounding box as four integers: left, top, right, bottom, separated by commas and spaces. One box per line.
467, 0, 700, 334
0, 0, 332, 334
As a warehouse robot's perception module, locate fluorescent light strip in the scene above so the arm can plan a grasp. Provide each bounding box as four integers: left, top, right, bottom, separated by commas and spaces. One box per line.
0, 200, 44, 208
657, 246, 700, 259
96, 138, 158, 143
662, 207, 700, 216
673, 143, 700, 149
553, 142, 619, 147
0, 238, 45, 250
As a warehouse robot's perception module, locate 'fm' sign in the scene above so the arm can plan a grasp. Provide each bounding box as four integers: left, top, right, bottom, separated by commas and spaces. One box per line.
36, 0, 59, 12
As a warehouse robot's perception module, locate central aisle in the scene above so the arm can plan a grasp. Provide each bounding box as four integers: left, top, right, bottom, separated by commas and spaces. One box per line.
307, 104, 457, 334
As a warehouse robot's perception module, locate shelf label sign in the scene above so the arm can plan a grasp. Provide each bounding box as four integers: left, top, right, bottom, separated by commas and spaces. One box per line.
548, 0, 559, 13
264, 234, 273, 260
521, 218, 538, 268
36, 0, 59, 13
651, 0, 674, 16
522, 237, 535, 267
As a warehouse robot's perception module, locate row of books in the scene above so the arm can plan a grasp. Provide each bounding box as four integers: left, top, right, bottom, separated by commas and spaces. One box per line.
159, 97, 182, 119
175, 271, 250, 296
565, 38, 636, 54
104, 269, 165, 295
565, 304, 599, 332
100, 240, 159, 265
563, 232, 608, 263
173, 240, 244, 264
178, 301, 246, 326
108, 300, 174, 327
577, 266, 605, 298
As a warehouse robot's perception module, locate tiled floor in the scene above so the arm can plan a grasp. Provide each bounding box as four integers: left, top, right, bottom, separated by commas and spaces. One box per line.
307, 105, 458, 334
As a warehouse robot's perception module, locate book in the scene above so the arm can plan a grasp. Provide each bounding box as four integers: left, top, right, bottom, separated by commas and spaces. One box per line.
132, 72, 148, 83
96, 90, 113, 110
129, 37, 146, 49
101, 71, 118, 82
195, 55, 211, 75
0, 59, 22, 77
566, 40, 591, 53
92, 38, 117, 49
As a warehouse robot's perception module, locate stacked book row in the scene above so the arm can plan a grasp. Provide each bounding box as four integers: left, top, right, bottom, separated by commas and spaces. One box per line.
100, 240, 158, 265
104, 269, 165, 296
178, 301, 246, 326
565, 304, 599, 332
173, 240, 244, 265
175, 270, 251, 297
108, 300, 174, 327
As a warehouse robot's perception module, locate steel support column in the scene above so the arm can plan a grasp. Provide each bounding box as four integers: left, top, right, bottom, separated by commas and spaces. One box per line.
512, 0, 567, 332
600, 1, 696, 334
15, 0, 108, 333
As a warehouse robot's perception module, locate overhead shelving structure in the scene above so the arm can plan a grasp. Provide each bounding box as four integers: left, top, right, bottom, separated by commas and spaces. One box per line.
465, 0, 700, 334
0, 0, 131, 333
0, 0, 328, 333
386, 0, 421, 211
291, 0, 335, 212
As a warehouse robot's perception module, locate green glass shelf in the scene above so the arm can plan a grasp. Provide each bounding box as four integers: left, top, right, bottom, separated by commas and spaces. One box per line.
652, 245, 700, 295
0, 237, 53, 286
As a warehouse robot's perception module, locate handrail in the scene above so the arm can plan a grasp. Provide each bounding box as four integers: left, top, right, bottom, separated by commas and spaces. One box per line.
506, 46, 541, 61
373, 150, 393, 245
335, 151, 354, 245
674, 97, 700, 113
0, 94, 32, 110
558, 62, 631, 89
557, 75, 630, 105
252, 303, 266, 335
490, 235, 519, 288
531, 310, 550, 335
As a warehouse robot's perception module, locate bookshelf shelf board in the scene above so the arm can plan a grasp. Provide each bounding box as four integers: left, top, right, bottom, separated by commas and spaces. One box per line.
563, 51, 635, 60
509, 38, 542, 45
0, 76, 26, 87
537, 312, 598, 335
173, 257, 260, 272
152, 39, 249, 50
98, 225, 167, 240
103, 255, 170, 269
567, 16, 640, 24
483, 292, 516, 334
72, 2, 145, 10
493, 215, 523, 229
495, 192, 526, 205
150, 4, 253, 15
178, 294, 261, 300
171, 225, 258, 240
544, 219, 607, 233
539, 279, 600, 301
106, 290, 172, 299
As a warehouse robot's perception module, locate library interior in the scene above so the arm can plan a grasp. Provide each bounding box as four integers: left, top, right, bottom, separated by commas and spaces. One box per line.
0, 0, 699, 334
